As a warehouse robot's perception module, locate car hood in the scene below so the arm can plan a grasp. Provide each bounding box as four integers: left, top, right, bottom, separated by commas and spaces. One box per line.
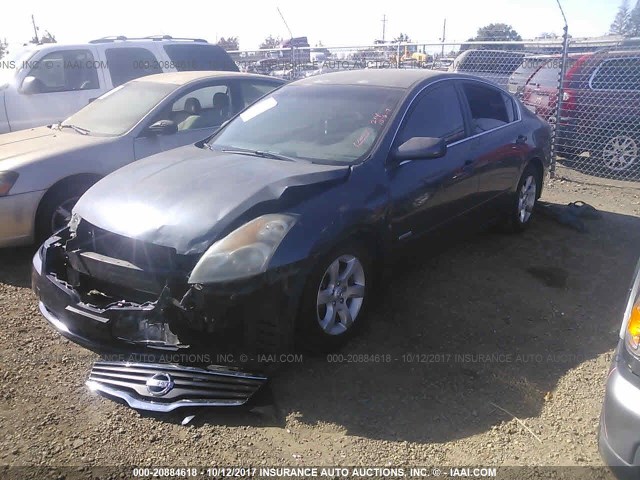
74, 145, 351, 255
0, 126, 110, 170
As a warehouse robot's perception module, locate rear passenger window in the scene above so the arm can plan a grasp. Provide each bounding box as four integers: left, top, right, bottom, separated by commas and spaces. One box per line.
462, 82, 515, 133
163, 44, 239, 72
26, 50, 99, 93
398, 83, 465, 144
105, 47, 161, 87
591, 58, 640, 91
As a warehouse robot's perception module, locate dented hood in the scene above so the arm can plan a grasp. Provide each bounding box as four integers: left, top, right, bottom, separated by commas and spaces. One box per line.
74, 145, 350, 254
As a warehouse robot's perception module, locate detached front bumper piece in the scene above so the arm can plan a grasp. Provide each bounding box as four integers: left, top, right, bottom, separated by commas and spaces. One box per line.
86, 361, 267, 412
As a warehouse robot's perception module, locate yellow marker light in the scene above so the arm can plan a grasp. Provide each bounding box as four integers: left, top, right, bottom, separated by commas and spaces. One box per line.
628, 305, 640, 350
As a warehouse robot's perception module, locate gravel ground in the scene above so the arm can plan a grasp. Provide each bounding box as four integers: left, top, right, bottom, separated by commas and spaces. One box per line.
1, 165, 640, 476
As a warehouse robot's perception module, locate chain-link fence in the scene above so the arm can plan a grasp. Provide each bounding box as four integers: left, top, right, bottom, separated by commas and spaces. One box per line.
230, 37, 640, 183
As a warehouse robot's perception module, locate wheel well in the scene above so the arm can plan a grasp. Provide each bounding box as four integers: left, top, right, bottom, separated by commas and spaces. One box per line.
350, 228, 387, 276
35, 173, 102, 222
528, 157, 544, 198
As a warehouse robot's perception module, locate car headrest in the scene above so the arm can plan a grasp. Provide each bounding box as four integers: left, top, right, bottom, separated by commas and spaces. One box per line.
184, 97, 202, 114
213, 92, 230, 110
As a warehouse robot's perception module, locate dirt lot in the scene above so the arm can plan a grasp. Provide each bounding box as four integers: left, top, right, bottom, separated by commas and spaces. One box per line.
1, 165, 640, 475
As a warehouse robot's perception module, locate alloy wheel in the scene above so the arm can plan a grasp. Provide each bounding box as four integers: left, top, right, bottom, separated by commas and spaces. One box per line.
602, 134, 638, 172
316, 255, 366, 336
517, 175, 537, 224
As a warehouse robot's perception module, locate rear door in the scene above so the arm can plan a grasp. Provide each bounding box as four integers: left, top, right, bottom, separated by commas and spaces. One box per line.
458, 81, 526, 208
387, 81, 477, 241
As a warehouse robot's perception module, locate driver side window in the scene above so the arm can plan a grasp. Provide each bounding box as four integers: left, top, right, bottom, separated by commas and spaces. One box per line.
397, 83, 466, 145
25, 50, 100, 93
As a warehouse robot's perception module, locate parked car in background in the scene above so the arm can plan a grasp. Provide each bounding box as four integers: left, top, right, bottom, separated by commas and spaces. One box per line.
599, 257, 640, 479
507, 54, 553, 99
433, 58, 455, 71
556, 49, 640, 175
0, 71, 284, 247
449, 49, 526, 87
0, 35, 239, 133
32, 70, 551, 412
521, 53, 589, 125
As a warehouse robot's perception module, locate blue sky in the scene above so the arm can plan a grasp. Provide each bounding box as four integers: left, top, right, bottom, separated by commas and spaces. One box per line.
0, 0, 627, 50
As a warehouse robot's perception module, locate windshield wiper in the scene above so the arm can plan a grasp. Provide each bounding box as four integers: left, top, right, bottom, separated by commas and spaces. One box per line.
59, 123, 91, 135
221, 148, 298, 162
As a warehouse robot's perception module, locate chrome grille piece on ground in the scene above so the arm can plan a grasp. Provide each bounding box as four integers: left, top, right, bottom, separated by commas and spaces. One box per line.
86, 361, 267, 412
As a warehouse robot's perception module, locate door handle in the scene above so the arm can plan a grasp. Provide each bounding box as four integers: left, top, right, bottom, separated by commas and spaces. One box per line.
463, 159, 474, 169
88, 98, 97, 104
516, 135, 527, 145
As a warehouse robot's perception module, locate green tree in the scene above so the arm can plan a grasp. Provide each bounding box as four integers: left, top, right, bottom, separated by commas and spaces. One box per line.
217, 36, 239, 51
259, 35, 282, 49
461, 23, 523, 50
611, 0, 632, 35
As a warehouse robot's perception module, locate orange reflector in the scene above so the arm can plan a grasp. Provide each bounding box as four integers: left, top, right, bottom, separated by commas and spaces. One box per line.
628, 305, 640, 348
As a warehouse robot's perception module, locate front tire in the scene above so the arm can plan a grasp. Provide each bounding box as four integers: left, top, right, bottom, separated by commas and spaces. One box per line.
35, 181, 94, 243
503, 164, 539, 233
296, 242, 372, 353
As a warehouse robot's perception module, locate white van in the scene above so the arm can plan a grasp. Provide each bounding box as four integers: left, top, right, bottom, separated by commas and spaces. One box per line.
0, 36, 239, 133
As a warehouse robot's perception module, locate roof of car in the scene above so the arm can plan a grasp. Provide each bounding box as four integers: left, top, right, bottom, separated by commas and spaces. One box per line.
292, 69, 451, 89
132, 71, 284, 85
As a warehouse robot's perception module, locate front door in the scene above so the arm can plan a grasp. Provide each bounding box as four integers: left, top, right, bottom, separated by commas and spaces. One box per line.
388, 82, 478, 243
5, 47, 107, 131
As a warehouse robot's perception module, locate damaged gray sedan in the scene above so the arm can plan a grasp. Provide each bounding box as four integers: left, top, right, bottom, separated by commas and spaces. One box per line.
32, 70, 551, 411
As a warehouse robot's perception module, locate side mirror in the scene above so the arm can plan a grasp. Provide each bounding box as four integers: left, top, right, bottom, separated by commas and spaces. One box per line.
146, 120, 177, 136
20, 76, 43, 95
392, 136, 447, 162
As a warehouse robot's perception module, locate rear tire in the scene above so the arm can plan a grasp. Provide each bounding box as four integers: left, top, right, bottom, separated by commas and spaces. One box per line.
35, 180, 94, 243
503, 164, 539, 233
296, 241, 372, 353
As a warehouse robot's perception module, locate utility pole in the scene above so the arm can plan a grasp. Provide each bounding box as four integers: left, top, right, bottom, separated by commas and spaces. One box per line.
440, 18, 446, 57
381, 14, 387, 43
31, 14, 39, 44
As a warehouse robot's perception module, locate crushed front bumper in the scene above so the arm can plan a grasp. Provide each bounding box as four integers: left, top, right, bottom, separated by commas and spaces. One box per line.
32, 230, 304, 409
86, 361, 267, 412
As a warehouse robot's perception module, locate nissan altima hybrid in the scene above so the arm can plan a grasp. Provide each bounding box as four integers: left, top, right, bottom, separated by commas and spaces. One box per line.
32, 70, 552, 411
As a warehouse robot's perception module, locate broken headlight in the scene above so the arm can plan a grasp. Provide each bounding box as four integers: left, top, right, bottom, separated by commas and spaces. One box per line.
623, 259, 640, 356
188, 214, 297, 284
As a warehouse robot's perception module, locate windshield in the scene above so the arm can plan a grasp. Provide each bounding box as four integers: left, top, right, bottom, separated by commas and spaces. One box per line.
210, 84, 403, 164
0, 48, 36, 86
61, 80, 177, 136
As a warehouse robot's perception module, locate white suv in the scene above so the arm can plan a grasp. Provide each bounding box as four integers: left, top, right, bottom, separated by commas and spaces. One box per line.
0, 35, 239, 133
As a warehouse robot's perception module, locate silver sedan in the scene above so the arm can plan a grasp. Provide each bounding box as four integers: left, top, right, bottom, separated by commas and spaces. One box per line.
0, 71, 284, 247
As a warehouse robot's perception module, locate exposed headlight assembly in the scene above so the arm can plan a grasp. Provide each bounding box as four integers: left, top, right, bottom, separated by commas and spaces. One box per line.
0, 171, 19, 196
622, 260, 640, 355
188, 214, 297, 284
